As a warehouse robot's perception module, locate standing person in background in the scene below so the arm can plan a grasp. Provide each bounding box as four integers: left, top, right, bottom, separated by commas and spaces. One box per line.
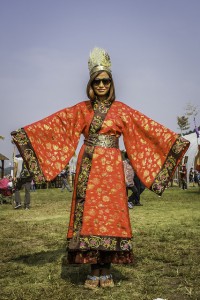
194, 170, 200, 186
189, 167, 194, 187
179, 164, 187, 190
69, 154, 77, 187
13, 186, 21, 209
123, 152, 139, 208
24, 180, 31, 209
14, 161, 32, 210
133, 173, 145, 206
61, 166, 72, 192
11, 47, 190, 289
30, 179, 36, 191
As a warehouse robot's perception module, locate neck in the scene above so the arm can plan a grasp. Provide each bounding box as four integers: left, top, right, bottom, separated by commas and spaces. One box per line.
97, 95, 108, 102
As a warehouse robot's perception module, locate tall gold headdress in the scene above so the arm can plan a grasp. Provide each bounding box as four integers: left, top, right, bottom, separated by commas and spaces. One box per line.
88, 47, 112, 76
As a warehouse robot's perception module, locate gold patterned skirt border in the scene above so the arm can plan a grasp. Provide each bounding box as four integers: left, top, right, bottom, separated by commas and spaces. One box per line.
67, 235, 133, 252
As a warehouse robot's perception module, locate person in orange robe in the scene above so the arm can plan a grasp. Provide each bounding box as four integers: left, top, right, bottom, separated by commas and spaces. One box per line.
11, 48, 190, 289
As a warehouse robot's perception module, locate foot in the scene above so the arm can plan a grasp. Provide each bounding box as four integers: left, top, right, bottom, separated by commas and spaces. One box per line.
100, 275, 114, 288
14, 204, 22, 209
84, 275, 99, 289
135, 203, 143, 206
128, 202, 134, 209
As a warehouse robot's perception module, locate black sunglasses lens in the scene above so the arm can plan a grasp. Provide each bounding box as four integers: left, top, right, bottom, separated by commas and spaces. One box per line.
93, 79, 101, 85
102, 78, 111, 85
93, 78, 111, 86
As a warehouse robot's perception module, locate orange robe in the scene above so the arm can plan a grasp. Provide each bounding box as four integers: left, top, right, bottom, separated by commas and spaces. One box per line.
11, 100, 190, 264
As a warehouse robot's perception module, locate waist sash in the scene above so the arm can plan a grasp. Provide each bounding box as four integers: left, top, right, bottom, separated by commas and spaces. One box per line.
84, 134, 119, 148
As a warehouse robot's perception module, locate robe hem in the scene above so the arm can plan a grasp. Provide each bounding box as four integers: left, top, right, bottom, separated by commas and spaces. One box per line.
67, 235, 133, 252
65, 249, 134, 264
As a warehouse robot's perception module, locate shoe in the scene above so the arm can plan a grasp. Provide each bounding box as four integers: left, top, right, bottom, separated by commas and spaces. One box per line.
128, 202, 134, 209
84, 275, 99, 289
100, 275, 114, 288
14, 204, 22, 209
135, 203, 143, 206
25, 207, 30, 210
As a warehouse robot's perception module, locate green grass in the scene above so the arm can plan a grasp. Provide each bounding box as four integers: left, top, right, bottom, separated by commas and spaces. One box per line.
0, 186, 200, 300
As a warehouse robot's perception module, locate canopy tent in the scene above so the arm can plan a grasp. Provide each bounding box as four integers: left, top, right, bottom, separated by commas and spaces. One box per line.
0, 153, 9, 178
182, 132, 200, 178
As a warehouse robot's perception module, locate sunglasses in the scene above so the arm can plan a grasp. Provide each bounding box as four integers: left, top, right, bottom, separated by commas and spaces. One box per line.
92, 78, 112, 86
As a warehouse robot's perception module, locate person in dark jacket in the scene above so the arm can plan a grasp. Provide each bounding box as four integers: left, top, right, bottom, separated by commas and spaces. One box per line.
14, 161, 33, 210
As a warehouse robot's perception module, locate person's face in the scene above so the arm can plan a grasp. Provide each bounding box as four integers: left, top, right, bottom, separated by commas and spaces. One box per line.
92, 71, 111, 99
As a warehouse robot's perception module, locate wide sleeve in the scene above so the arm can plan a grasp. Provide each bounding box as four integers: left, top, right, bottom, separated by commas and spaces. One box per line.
11, 103, 87, 182
121, 105, 190, 195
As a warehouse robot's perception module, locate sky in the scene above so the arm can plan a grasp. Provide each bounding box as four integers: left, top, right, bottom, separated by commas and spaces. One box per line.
0, 0, 200, 167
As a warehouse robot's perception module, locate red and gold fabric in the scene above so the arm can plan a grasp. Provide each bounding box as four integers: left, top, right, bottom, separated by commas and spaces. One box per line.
11, 100, 190, 264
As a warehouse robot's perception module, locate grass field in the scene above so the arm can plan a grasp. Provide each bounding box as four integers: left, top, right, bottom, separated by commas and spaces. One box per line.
0, 186, 200, 300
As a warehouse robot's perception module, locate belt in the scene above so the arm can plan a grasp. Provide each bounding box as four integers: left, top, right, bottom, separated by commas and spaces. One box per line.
84, 134, 119, 148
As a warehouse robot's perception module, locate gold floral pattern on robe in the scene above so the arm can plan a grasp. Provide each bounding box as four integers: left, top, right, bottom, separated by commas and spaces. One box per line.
11, 100, 190, 263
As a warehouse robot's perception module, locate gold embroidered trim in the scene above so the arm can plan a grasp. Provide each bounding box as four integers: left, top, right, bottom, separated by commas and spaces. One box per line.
68, 235, 133, 251
151, 136, 190, 195
11, 129, 45, 183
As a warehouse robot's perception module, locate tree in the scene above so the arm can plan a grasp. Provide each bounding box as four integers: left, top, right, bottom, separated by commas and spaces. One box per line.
0, 135, 5, 140
185, 103, 199, 119
184, 102, 199, 137
177, 116, 190, 135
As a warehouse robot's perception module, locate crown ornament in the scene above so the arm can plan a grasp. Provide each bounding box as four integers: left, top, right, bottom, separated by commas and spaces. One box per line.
88, 47, 112, 76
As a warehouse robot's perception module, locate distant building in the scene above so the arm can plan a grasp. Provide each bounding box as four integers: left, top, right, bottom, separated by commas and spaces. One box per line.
0, 153, 9, 178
